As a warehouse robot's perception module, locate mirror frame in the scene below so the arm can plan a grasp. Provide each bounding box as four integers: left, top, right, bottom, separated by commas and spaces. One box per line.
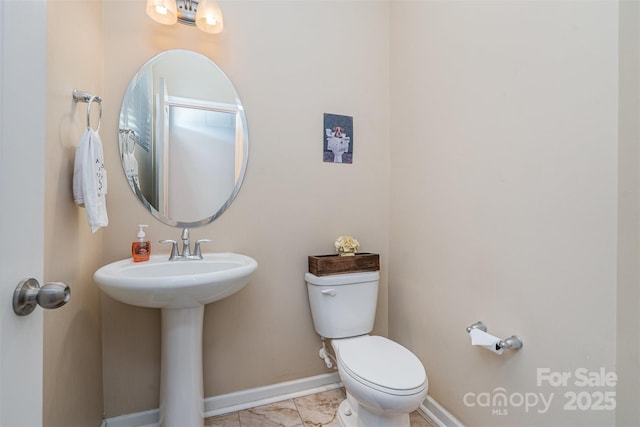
118, 49, 249, 227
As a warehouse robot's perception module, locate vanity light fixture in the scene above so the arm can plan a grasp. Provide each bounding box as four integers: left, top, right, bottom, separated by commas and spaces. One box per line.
146, 0, 224, 34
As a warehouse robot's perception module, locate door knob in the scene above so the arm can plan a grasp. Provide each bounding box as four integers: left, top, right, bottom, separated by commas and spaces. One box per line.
13, 278, 71, 316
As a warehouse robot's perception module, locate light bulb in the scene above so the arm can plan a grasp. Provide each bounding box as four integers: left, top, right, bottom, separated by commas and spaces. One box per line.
146, 0, 177, 25
195, 0, 224, 34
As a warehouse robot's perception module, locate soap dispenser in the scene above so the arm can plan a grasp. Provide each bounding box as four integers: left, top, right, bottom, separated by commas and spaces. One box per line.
132, 224, 150, 262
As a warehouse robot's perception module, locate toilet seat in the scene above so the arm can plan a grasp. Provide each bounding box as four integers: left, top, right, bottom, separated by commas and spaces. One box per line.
335, 336, 426, 396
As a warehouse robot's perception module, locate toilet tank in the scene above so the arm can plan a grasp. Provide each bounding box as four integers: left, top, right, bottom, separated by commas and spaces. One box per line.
305, 271, 379, 339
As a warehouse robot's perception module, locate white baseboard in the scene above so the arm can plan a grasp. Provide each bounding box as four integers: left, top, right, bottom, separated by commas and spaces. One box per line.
101, 373, 462, 427
101, 408, 159, 427
204, 372, 343, 416
419, 395, 466, 427
102, 372, 341, 427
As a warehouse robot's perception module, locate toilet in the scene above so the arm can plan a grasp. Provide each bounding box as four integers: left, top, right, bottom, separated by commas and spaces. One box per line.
305, 271, 428, 427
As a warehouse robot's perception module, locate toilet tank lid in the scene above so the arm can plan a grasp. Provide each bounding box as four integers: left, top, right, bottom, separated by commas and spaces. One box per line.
305, 271, 379, 286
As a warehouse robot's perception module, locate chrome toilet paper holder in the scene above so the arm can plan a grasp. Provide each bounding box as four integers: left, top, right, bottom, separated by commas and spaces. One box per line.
466, 321, 523, 351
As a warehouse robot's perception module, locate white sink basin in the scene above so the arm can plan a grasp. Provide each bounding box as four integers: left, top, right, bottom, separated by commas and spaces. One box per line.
94, 252, 257, 309
94, 251, 258, 427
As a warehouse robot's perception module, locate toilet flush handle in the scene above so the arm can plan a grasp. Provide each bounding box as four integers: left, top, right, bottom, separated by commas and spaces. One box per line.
321, 289, 336, 297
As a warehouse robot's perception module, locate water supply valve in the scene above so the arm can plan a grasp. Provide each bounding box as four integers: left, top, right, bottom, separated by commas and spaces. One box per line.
319, 347, 334, 368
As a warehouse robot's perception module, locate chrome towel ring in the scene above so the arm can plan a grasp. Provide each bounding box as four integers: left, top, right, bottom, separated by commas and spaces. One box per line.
73, 89, 102, 133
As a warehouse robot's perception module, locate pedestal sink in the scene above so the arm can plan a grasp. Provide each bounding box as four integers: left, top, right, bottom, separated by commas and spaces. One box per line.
94, 253, 258, 427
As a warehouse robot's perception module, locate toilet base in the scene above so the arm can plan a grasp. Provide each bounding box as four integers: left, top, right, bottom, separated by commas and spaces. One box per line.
337, 398, 410, 427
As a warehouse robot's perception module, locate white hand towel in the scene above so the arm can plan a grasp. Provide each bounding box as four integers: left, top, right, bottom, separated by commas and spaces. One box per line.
73, 128, 108, 233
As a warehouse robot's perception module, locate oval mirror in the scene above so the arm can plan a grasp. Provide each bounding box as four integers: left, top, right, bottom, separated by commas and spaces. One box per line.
118, 49, 249, 227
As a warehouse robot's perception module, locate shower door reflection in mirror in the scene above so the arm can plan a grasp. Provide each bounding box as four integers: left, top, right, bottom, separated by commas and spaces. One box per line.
161, 97, 242, 223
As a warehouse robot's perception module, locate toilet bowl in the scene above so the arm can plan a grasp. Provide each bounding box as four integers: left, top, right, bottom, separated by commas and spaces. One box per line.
305, 271, 429, 427
332, 335, 427, 427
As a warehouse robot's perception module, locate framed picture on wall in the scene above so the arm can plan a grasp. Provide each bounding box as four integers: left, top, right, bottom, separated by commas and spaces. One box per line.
323, 113, 353, 164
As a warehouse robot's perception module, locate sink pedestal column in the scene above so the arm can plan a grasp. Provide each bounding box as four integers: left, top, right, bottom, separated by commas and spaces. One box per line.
160, 306, 205, 427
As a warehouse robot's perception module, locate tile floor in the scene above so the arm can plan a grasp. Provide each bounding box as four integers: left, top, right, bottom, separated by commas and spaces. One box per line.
204, 388, 437, 427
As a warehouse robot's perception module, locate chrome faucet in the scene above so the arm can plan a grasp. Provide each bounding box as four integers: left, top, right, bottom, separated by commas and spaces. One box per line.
181, 228, 192, 258
160, 228, 212, 260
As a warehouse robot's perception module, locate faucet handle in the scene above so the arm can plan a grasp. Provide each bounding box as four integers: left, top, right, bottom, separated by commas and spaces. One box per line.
159, 239, 179, 260
193, 239, 212, 258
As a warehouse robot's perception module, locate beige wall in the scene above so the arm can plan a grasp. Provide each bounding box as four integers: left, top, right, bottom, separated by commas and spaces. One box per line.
44, 0, 105, 426
389, 2, 618, 427
101, 0, 390, 417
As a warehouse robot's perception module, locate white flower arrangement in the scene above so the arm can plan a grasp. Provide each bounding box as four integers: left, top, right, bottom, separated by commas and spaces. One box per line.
335, 236, 360, 256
